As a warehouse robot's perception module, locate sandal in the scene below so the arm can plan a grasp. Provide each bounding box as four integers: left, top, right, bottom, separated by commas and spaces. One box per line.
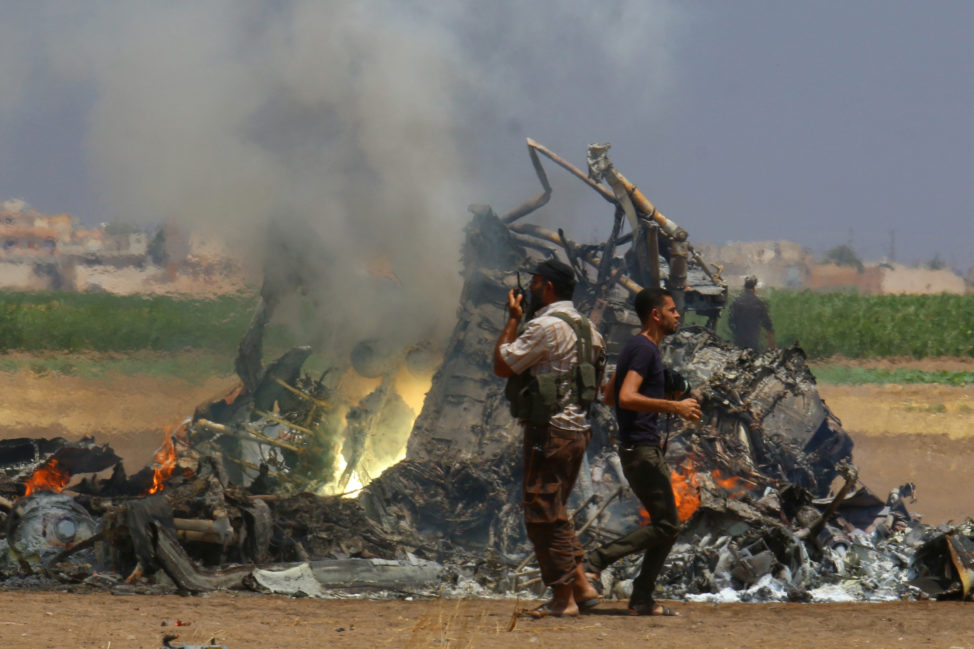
577, 596, 603, 610
628, 601, 679, 616
521, 601, 579, 619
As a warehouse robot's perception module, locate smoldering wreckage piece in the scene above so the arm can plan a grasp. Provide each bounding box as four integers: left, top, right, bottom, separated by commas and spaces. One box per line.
1, 140, 972, 604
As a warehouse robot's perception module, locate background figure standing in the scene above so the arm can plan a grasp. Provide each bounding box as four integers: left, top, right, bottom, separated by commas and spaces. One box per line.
493, 259, 605, 617
586, 287, 701, 616
729, 275, 776, 351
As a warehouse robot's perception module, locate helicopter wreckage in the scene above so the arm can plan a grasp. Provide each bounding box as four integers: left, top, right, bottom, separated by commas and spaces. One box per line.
1, 140, 972, 603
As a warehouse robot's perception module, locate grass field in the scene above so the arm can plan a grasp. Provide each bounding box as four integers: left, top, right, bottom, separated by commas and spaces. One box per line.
711, 290, 974, 359
0, 291, 256, 352
808, 365, 974, 386
0, 289, 971, 362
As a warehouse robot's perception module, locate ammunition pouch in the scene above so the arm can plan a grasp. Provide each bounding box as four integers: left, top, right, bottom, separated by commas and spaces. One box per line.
504, 312, 598, 425
575, 355, 598, 409
505, 372, 561, 427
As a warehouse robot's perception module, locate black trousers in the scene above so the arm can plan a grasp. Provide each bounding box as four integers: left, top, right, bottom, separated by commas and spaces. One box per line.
585, 444, 679, 605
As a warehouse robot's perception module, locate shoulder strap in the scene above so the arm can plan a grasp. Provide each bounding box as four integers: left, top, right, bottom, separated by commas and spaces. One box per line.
549, 312, 594, 364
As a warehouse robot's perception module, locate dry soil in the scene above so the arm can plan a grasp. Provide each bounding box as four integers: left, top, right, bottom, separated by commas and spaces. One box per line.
1, 592, 973, 649
0, 360, 972, 648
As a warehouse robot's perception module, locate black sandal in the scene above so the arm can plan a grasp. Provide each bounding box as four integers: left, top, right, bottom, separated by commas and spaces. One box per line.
628, 601, 679, 616
521, 602, 580, 619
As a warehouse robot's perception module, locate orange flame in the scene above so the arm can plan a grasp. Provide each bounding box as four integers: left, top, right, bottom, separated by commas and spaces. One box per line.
712, 468, 756, 503
24, 458, 70, 496
147, 427, 177, 495
711, 469, 739, 489
671, 465, 702, 521
638, 507, 651, 526
639, 462, 703, 524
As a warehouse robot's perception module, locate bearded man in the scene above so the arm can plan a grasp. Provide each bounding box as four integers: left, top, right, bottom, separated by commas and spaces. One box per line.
493, 259, 605, 617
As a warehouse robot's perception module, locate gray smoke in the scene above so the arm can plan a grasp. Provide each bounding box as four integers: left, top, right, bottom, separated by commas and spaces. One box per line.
0, 1, 679, 351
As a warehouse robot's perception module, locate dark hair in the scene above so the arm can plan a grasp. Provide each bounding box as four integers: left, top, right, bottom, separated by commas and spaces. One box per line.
634, 287, 672, 324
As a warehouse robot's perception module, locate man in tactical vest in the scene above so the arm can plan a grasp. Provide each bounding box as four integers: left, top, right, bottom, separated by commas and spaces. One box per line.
493, 259, 606, 617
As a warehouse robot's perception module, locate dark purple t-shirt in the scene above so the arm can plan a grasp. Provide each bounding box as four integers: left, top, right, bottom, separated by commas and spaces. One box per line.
613, 334, 665, 447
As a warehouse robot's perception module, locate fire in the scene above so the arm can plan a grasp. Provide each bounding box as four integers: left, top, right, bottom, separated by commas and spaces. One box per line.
321, 364, 434, 497
393, 365, 433, 416
638, 463, 703, 524
147, 427, 177, 495
24, 458, 70, 496
710, 468, 753, 503
712, 469, 743, 492
671, 465, 702, 522
637, 464, 752, 525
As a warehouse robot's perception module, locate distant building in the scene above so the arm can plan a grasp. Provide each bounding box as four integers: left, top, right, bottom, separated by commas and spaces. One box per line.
699, 240, 969, 295
0, 200, 74, 258
0, 199, 246, 295
695, 240, 813, 290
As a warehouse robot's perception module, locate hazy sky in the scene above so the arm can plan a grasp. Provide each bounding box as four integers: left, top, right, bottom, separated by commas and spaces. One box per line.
1, 1, 972, 273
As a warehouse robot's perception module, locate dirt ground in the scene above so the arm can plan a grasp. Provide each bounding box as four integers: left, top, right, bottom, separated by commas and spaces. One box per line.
1, 361, 970, 524
0, 370, 236, 471
815, 357, 974, 525
1, 592, 973, 649
1, 359, 973, 647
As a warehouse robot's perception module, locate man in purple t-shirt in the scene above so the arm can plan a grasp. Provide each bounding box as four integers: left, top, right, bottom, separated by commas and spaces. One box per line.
585, 287, 701, 616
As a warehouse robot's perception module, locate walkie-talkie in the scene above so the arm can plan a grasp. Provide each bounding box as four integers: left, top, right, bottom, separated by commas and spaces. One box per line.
513, 271, 525, 303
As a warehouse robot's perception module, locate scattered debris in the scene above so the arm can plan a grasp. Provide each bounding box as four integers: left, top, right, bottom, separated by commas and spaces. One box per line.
1, 140, 972, 605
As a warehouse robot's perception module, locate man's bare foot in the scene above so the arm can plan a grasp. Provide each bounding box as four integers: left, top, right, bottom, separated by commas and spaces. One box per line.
524, 599, 579, 618
572, 563, 603, 609
548, 599, 579, 617
547, 584, 579, 617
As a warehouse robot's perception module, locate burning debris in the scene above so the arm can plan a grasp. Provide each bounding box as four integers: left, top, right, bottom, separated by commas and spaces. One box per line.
1, 140, 972, 604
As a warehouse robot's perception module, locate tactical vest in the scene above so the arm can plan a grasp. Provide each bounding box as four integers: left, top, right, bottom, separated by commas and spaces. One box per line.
505, 312, 598, 426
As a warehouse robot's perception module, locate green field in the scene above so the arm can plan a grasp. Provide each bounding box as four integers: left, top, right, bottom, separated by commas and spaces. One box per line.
0, 289, 971, 365
0, 291, 256, 353
710, 290, 974, 359
807, 366, 974, 386
0, 291, 334, 379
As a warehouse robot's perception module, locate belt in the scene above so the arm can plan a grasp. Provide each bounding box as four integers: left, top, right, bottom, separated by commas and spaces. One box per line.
524, 423, 589, 434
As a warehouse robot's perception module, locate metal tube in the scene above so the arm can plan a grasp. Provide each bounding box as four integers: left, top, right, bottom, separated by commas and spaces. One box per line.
508, 222, 642, 295
576, 486, 625, 537
525, 138, 617, 204
668, 240, 689, 313
645, 221, 661, 289
501, 140, 553, 223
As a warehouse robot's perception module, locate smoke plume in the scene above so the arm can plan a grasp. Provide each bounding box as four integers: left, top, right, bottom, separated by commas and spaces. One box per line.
0, 1, 679, 352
